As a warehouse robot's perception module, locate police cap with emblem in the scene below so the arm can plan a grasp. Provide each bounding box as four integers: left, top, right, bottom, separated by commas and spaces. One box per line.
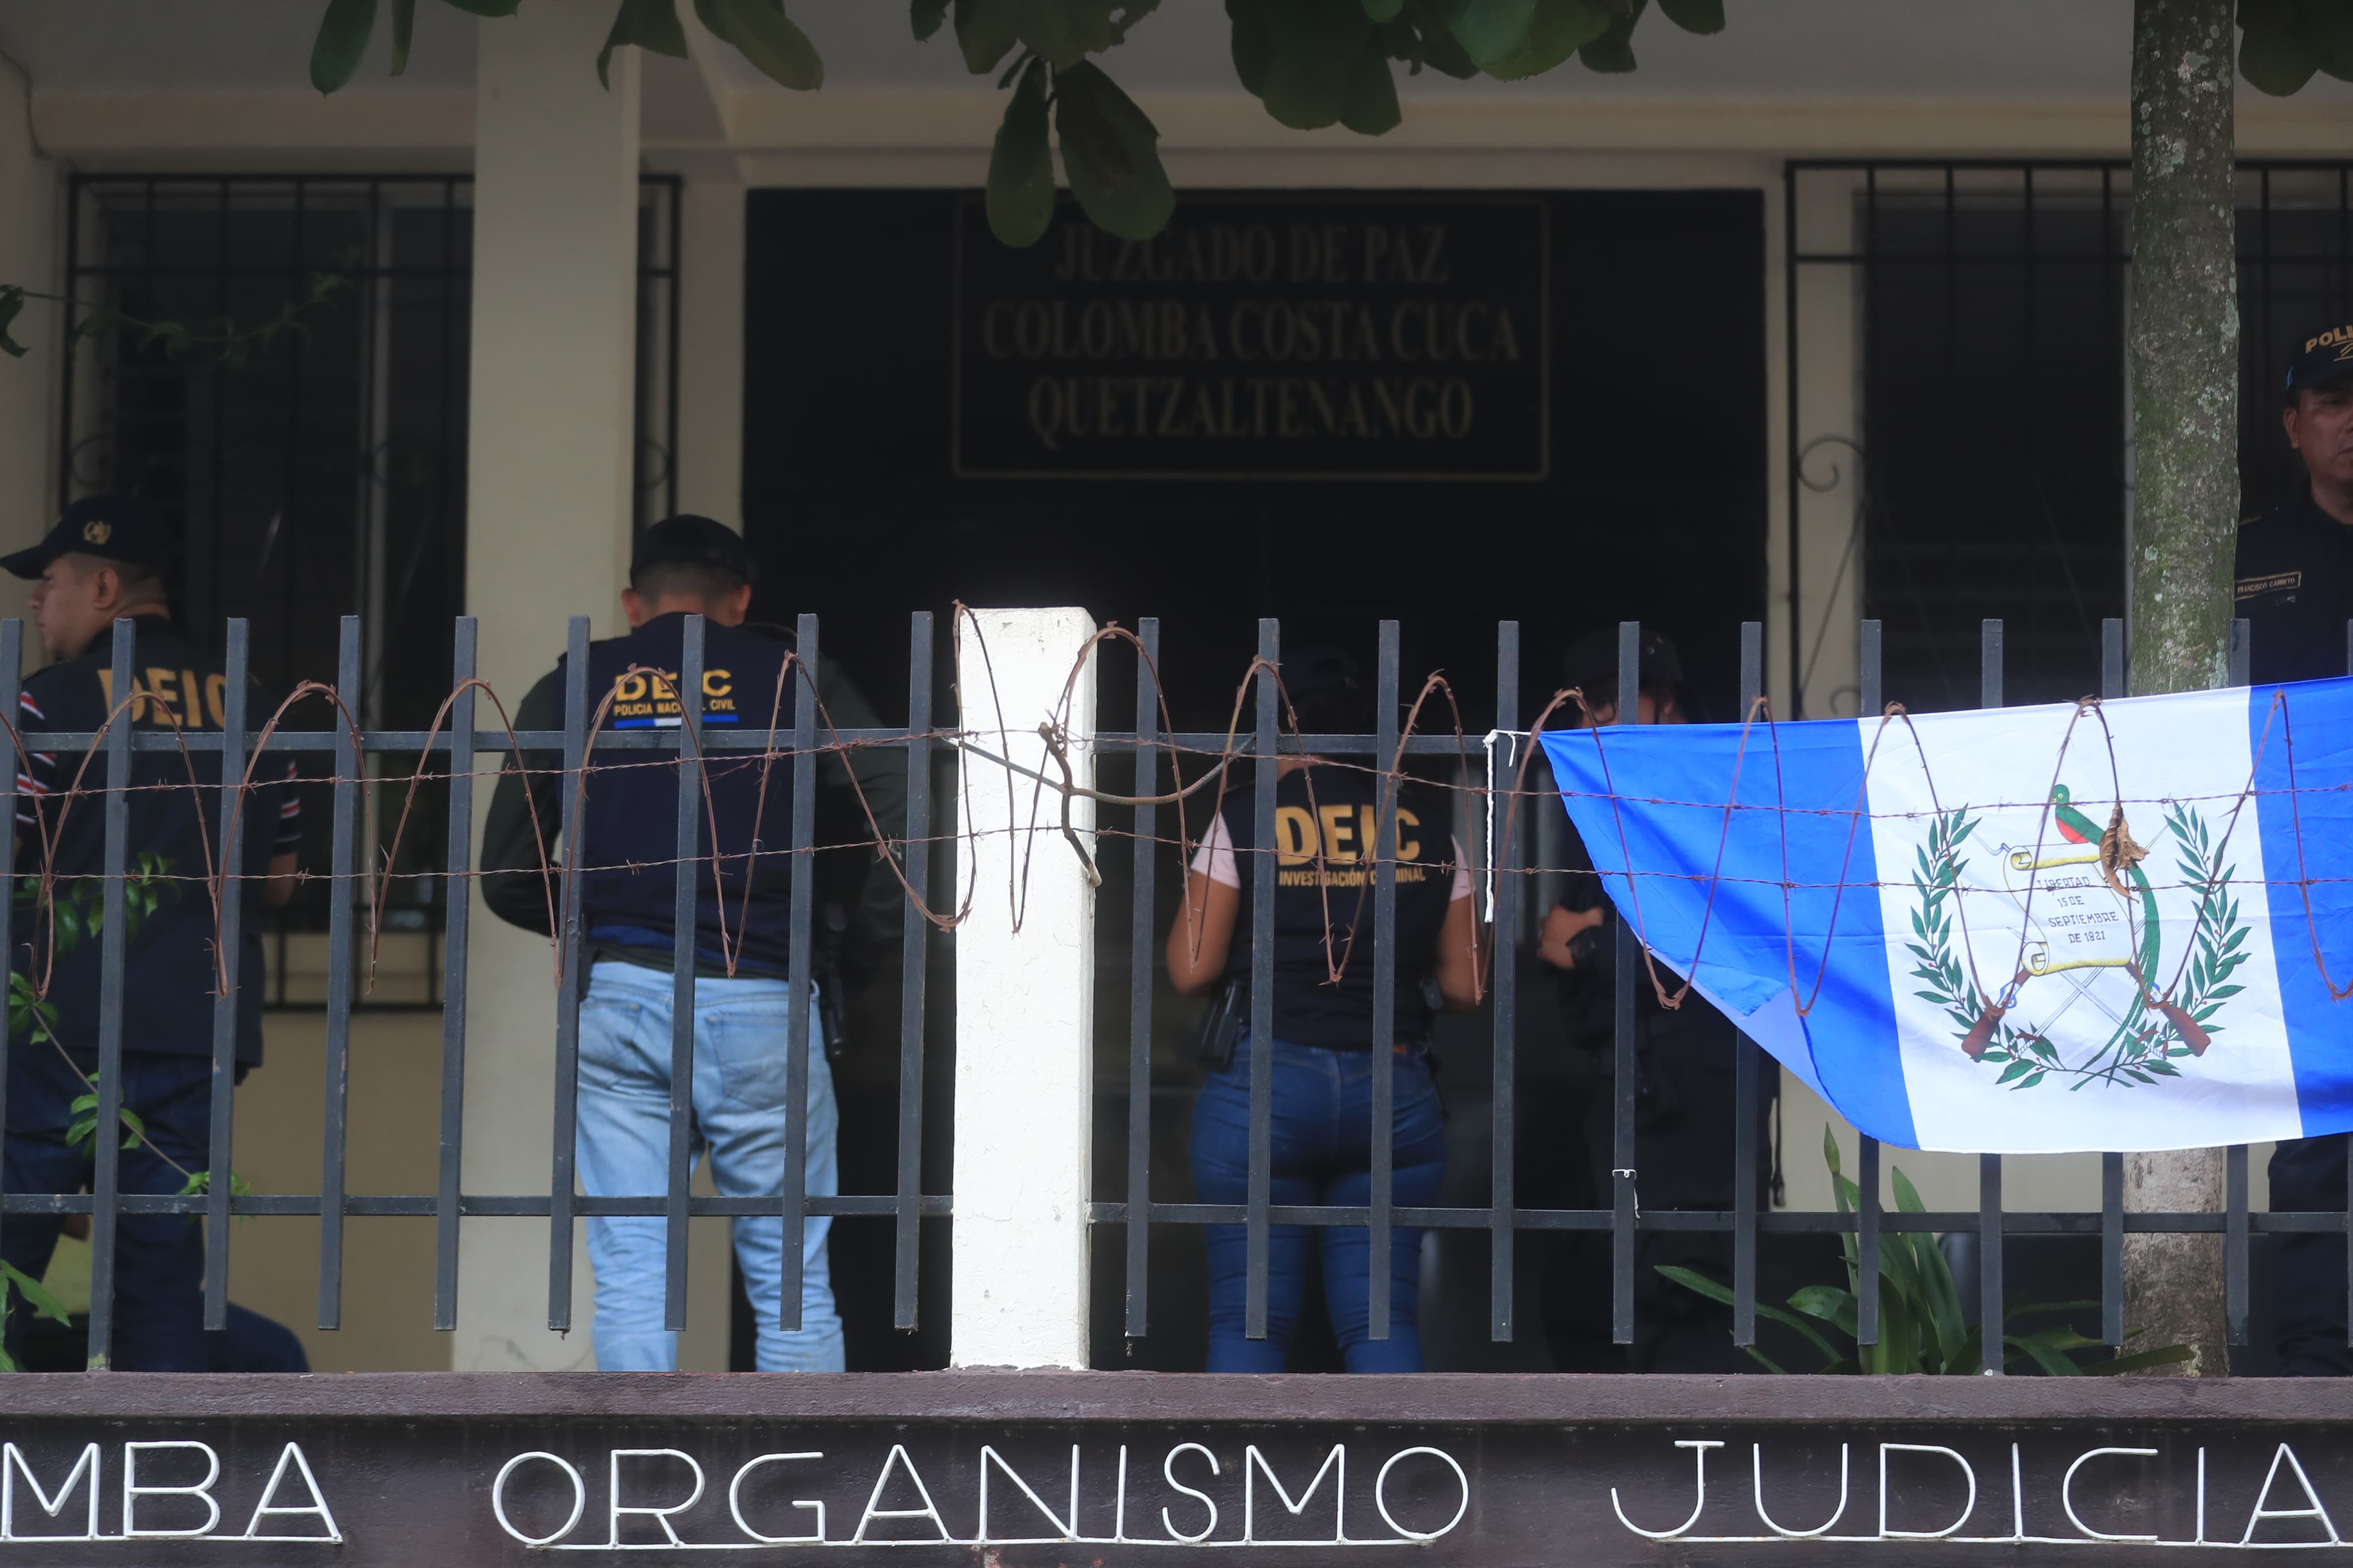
2287, 322, 2353, 395
0, 495, 174, 581
631, 513, 758, 586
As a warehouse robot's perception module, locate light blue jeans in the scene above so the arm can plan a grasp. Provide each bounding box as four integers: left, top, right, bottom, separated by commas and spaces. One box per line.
574, 961, 843, 1372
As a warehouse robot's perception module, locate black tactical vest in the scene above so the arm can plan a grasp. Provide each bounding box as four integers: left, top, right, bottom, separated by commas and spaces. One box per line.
577, 614, 800, 973
1216, 763, 1459, 1048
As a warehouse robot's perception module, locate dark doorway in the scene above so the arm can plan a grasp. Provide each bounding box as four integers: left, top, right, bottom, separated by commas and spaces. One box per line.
740, 187, 1769, 1371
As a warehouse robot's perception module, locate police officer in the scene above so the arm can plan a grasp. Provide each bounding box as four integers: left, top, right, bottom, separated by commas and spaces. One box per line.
2236, 322, 2353, 1375
1165, 647, 1485, 1372
480, 515, 904, 1372
1534, 627, 1773, 1373
0, 496, 301, 1370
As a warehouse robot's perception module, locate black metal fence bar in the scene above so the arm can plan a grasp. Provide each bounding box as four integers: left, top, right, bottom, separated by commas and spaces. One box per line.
2101, 617, 2127, 1349
1367, 621, 1400, 1342
1123, 618, 1158, 1342
2228, 617, 2254, 1350
897, 610, 936, 1333
0, 624, 15, 1329
1732, 622, 1762, 1347
779, 614, 819, 1332
84, 619, 136, 1368
1978, 618, 2006, 1371
545, 615, 592, 1332
316, 618, 363, 1330
662, 615, 706, 1333
1610, 621, 1639, 1346
1858, 619, 1884, 1349
1489, 620, 1519, 1343
1244, 618, 1279, 1342
433, 617, 475, 1331
203, 619, 243, 1330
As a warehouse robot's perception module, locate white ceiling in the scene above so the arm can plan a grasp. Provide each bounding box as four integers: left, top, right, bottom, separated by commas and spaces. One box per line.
0, 1, 2346, 107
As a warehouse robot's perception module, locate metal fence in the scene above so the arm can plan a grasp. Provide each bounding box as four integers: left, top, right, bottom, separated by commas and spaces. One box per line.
1094, 612, 2317, 1371
0, 610, 943, 1370
2, 607, 2334, 1372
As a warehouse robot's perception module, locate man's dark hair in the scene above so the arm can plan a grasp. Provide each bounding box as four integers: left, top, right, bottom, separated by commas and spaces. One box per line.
1282, 645, 1371, 736
630, 559, 746, 603
66, 552, 167, 603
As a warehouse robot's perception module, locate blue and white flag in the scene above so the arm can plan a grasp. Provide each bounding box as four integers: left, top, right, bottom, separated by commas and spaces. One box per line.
1539, 678, 2353, 1154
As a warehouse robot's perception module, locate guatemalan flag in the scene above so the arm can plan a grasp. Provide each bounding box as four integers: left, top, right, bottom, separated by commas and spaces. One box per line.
1539, 678, 2353, 1154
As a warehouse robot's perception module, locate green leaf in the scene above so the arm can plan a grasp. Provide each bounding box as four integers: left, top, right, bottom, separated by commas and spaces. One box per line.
912, 0, 950, 37
2241, 0, 2320, 94
1018, 0, 1160, 69
1789, 1284, 1861, 1340
118, 1107, 145, 1150
1337, 38, 1401, 132
1437, 0, 1540, 70
1654, 1265, 1848, 1370
1, 1260, 74, 1328
955, 0, 1023, 72
1363, 0, 1405, 18
1052, 61, 1174, 240
2303, 0, 2353, 79
390, 0, 416, 74
696, 0, 824, 89
67, 1115, 98, 1150
986, 58, 1058, 247
2004, 1328, 2089, 1377
311, 0, 378, 94
1242, 0, 1373, 129
1656, 0, 1721, 31
1483, 0, 1607, 79
1396, 0, 1480, 76
2080, 1342, 2196, 1375
600, 0, 691, 88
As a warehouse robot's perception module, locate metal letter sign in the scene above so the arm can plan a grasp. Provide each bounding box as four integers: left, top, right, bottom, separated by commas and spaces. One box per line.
952, 195, 1550, 482
4, 1375, 2353, 1562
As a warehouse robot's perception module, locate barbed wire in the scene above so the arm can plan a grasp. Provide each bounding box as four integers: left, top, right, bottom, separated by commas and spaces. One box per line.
5, 606, 2349, 1039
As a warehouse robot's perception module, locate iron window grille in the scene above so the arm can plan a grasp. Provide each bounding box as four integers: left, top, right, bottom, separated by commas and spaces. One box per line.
54, 173, 683, 1005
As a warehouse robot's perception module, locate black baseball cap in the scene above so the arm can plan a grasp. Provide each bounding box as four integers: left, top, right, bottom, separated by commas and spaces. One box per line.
1563, 625, 1686, 705
2287, 323, 2353, 395
0, 495, 175, 581
630, 514, 756, 586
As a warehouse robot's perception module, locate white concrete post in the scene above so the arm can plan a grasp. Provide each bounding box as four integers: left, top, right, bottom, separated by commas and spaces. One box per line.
453, 4, 642, 1372
952, 606, 1098, 1369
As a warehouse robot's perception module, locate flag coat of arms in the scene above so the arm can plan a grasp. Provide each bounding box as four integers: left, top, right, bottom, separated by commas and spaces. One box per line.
1539, 679, 2353, 1154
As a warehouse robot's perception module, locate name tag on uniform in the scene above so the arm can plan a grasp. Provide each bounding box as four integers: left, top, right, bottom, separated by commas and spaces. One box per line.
2236, 570, 2303, 601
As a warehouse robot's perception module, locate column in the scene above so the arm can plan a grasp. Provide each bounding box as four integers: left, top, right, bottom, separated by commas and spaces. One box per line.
0, 56, 58, 611
453, 3, 641, 1372
673, 171, 746, 527
952, 607, 1098, 1369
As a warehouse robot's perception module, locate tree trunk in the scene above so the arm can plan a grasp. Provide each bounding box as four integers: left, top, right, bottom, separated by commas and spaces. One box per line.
2124, 0, 2238, 1376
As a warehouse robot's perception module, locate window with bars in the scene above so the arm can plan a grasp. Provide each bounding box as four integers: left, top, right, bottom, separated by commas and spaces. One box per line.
55, 174, 681, 986
1787, 159, 2353, 716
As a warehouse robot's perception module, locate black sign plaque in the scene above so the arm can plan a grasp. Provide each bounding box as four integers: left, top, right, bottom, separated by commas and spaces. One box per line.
7, 1372, 2353, 1565
951, 196, 1549, 482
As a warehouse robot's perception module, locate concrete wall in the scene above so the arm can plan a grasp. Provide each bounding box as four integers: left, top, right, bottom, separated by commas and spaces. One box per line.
0, 47, 58, 613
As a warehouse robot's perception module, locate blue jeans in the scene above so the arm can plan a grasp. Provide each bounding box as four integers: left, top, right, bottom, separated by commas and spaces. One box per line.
1190, 1038, 1447, 1372
575, 962, 842, 1372
0, 1047, 212, 1372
